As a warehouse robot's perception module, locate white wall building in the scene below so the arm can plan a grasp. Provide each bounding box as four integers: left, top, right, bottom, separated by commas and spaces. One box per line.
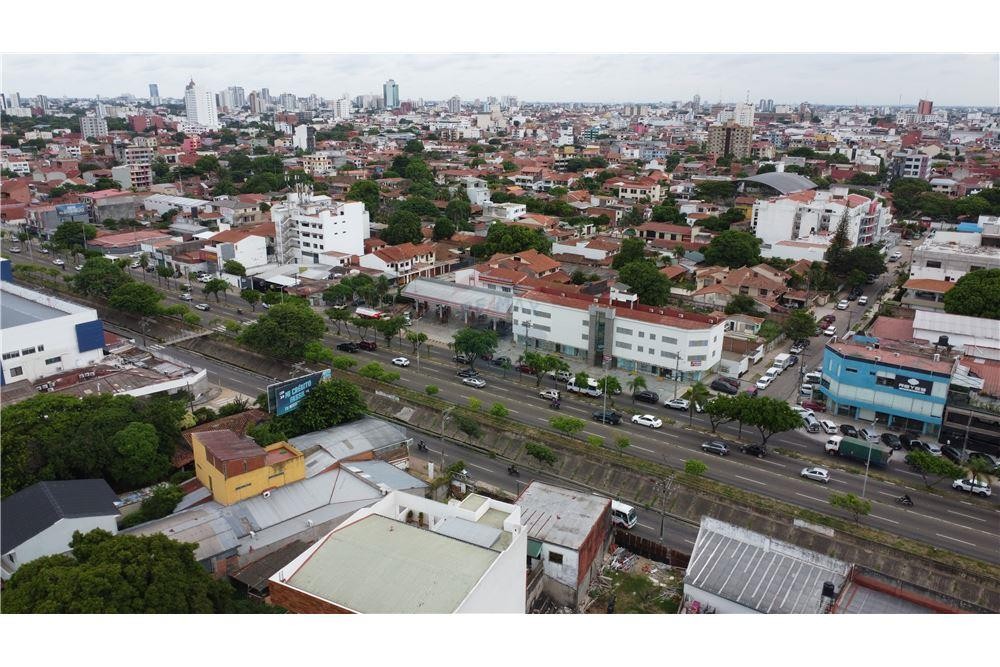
512, 290, 726, 379
183, 78, 220, 131
909, 225, 1000, 283
1, 278, 106, 386
80, 115, 109, 139
750, 186, 889, 250
271, 189, 370, 264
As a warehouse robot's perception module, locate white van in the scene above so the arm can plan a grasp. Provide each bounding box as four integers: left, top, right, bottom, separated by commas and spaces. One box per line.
611, 500, 638, 529
567, 376, 602, 397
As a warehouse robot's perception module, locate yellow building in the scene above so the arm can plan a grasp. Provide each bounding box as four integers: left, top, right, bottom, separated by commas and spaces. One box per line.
191, 430, 305, 506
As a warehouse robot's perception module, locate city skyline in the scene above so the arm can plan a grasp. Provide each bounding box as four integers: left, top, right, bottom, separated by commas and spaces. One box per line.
2, 53, 997, 106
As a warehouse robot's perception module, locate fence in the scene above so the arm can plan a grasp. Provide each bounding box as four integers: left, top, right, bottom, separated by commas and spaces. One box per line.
613, 529, 690, 569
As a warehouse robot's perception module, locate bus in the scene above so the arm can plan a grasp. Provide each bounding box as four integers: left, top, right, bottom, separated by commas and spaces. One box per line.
611, 500, 637, 529
355, 307, 384, 320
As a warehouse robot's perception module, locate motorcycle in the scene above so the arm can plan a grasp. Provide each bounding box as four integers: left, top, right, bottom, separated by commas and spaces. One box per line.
507, 465, 520, 477
551, 400, 561, 410
416, 440, 428, 452
895, 494, 913, 507
237, 308, 244, 315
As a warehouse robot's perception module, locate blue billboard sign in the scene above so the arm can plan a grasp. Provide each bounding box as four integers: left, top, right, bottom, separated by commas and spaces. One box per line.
267, 369, 332, 416
56, 203, 88, 217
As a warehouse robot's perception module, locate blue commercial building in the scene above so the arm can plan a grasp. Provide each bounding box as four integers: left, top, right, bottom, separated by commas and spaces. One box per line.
818, 341, 953, 436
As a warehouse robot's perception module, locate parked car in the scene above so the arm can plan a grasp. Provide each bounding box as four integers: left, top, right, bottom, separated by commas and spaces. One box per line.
592, 410, 622, 425
819, 420, 838, 435
391, 357, 410, 367
711, 378, 739, 395
911, 440, 942, 456
941, 445, 967, 465
787, 355, 798, 367
74, 264, 84, 271
819, 314, 836, 326
968, 451, 1000, 472
858, 296, 869, 306
357, 340, 377, 351
194, 303, 210, 311
462, 376, 487, 388
9, 245, 21, 253
632, 390, 660, 404
457, 368, 480, 379
664, 398, 690, 410
800, 400, 826, 412
516, 363, 537, 374
880, 433, 902, 450
547, 369, 573, 382
336, 342, 359, 353
952, 477, 992, 497
700, 440, 729, 456
800, 467, 831, 484
890, 251, 903, 261
539, 389, 561, 401
740, 443, 767, 458
130, 261, 141, 269
804, 371, 822, 384
454, 353, 472, 364
866, 274, 877, 284
857, 427, 879, 442
845, 293, 857, 302
836, 299, 849, 310
823, 325, 837, 337
52, 258, 65, 266
179, 292, 193, 301
789, 342, 807, 355
839, 424, 859, 438
799, 383, 815, 396
905, 240, 912, 247
792, 406, 815, 419
755, 376, 774, 390
631, 414, 663, 429
491, 356, 511, 367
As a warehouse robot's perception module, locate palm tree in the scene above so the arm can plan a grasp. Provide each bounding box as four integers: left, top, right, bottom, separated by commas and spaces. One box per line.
599, 376, 622, 406
966, 457, 995, 488
627, 375, 647, 403
687, 381, 711, 425
138, 253, 150, 280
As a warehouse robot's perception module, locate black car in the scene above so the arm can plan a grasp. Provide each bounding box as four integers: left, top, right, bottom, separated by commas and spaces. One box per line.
941, 445, 967, 465
898, 432, 919, 450
358, 340, 377, 351
701, 440, 730, 456
711, 378, 739, 395
491, 356, 511, 367
968, 451, 1000, 472
592, 410, 622, 425
457, 368, 480, 379
454, 353, 472, 364
880, 433, 902, 450
839, 424, 858, 437
846, 292, 857, 301
633, 390, 660, 404
787, 355, 799, 367
336, 342, 359, 353
739, 443, 767, 458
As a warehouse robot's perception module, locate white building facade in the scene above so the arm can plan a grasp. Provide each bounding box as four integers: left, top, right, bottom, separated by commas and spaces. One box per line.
751, 187, 890, 250
271, 189, 370, 264
183, 79, 220, 131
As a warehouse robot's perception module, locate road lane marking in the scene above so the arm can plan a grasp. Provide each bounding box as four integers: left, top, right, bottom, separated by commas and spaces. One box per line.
795, 492, 827, 503
946, 510, 988, 523
466, 463, 493, 472
734, 474, 766, 486
757, 459, 787, 468
631, 445, 656, 454
870, 515, 900, 525
684, 539, 696, 545
935, 533, 977, 548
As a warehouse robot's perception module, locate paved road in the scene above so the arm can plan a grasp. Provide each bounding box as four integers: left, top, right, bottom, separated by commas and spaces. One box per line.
10, 252, 1000, 563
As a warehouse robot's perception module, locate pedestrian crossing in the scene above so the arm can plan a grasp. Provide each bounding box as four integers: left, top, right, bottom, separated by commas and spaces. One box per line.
147, 343, 165, 351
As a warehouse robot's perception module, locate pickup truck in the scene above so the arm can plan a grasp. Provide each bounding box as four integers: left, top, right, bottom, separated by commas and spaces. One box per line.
825, 435, 892, 467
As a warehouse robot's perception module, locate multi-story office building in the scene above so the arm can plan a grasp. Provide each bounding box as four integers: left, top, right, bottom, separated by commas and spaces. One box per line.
334, 96, 351, 119
383, 79, 399, 110
271, 189, 371, 265
80, 116, 109, 139
706, 123, 752, 159
750, 186, 890, 249
184, 79, 220, 130
292, 124, 315, 152
890, 150, 930, 180
511, 288, 726, 380
228, 86, 245, 109
908, 224, 1000, 283
148, 83, 159, 105
448, 95, 461, 113
917, 99, 934, 115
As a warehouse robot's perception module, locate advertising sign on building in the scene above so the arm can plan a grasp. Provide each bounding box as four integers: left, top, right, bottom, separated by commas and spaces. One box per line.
56, 203, 88, 217
266, 369, 332, 416
895, 375, 932, 396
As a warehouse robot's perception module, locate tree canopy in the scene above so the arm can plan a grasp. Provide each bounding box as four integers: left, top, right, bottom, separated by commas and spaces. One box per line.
346, 179, 380, 216
617, 261, 672, 306
612, 236, 648, 269
943, 269, 1000, 320
51, 221, 97, 249
702, 230, 762, 268
382, 210, 424, 245
452, 327, 499, 369
783, 310, 817, 340
108, 282, 163, 316
72, 257, 131, 298
470, 223, 552, 258
238, 300, 326, 360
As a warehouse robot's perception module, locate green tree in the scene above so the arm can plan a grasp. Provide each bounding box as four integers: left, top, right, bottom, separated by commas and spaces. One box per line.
612, 236, 649, 269
524, 442, 558, 466
303, 341, 335, 366
549, 416, 586, 437
51, 221, 97, 250
846, 268, 867, 289
599, 376, 623, 399
382, 210, 424, 245
684, 459, 708, 477
702, 230, 762, 268
432, 216, 456, 240
373, 315, 407, 348
445, 198, 472, 228
238, 300, 326, 360
223, 259, 246, 277
489, 402, 509, 418
829, 492, 872, 522
650, 202, 685, 223
740, 396, 802, 446
694, 180, 738, 203
202, 278, 231, 302
119, 483, 184, 529
406, 330, 429, 354
522, 351, 570, 387
627, 375, 647, 401
471, 223, 552, 258
905, 450, 967, 488
346, 179, 380, 216
109, 282, 163, 316
943, 269, 1000, 319
240, 288, 262, 311
332, 355, 357, 371
687, 381, 711, 425
425, 384, 440, 396
155, 264, 175, 288
704, 395, 737, 432
724, 294, 760, 315
1, 530, 232, 613
403, 139, 424, 154
279, 378, 366, 437
108, 422, 171, 489
615, 436, 631, 459
72, 257, 131, 298
618, 260, 672, 306
783, 310, 817, 341
452, 327, 499, 369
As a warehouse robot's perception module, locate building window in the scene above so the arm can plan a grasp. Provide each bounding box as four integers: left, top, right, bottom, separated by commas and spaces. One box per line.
637, 346, 644, 352
845, 367, 858, 373
548, 551, 563, 565
616, 327, 633, 336
638, 331, 645, 338
37, 345, 44, 352
44, 356, 61, 365
532, 310, 551, 318
1, 351, 19, 360
20, 347, 36, 356
925, 260, 942, 269
689, 355, 707, 362
235, 483, 252, 491
10, 367, 23, 377
615, 341, 632, 350
690, 340, 708, 347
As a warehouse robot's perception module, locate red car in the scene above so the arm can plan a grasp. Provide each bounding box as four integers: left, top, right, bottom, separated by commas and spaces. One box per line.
516, 364, 537, 374
800, 400, 826, 412
358, 340, 377, 351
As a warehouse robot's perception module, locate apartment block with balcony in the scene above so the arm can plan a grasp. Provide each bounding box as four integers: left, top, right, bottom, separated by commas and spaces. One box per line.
271, 189, 370, 265
908, 225, 1000, 283
750, 186, 889, 250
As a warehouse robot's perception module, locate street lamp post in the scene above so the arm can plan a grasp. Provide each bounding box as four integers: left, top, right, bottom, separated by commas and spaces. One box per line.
861, 419, 877, 499
523, 319, 532, 357
673, 352, 681, 400
601, 356, 609, 416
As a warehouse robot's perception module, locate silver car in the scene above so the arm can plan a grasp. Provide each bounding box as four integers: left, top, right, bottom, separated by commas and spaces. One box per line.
462, 376, 486, 388
801, 466, 830, 484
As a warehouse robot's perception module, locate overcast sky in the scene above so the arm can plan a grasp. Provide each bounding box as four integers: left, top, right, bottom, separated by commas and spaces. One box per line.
3, 53, 997, 106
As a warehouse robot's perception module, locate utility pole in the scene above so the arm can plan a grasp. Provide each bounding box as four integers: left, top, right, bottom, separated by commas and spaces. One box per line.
523, 319, 532, 357
861, 419, 877, 499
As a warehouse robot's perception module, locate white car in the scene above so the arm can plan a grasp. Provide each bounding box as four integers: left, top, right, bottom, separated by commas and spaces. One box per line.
905, 240, 912, 247
792, 406, 815, 419
179, 292, 193, 301
130, 261, 141, 269
755, 376, 773, 390
801, 466, 831, 484
391, 357, 410, 367
836, 300, 849, 310
52, 258, 65, 266
858, 296, 869, 306
819, 419, 838, 435
631, 414, 663, 429
462, 376, 487, 388
539, 389, 561, 401
194, 303, 210, 311
952, 477, 992, 497
74, 264, 84, 271
664, 398, 690, 410
823, 325, 837, 337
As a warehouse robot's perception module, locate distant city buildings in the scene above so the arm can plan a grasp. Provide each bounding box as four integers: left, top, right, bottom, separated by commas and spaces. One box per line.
80, 115, 109, 139
383, 78, 399, 110
448, 95, 461, 113
148, 83, 159, 105
183, 78, 220, 131
917, 98, 934, 115
707, 123, 752, 159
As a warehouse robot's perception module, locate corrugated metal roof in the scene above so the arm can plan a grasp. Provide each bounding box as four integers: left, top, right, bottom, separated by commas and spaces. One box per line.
343, 460, 428, 492
294, 417, 409, 473
740, 172, 817, 194
434, 516, 503, 550
516, 482, 609, 550
402, 278, 513, 316
685, 517, 850, 614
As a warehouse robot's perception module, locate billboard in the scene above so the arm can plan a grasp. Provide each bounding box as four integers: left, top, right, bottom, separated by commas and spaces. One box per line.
267, 369, 332, 416
894, 375, 932, 396
56, 203, 88, 217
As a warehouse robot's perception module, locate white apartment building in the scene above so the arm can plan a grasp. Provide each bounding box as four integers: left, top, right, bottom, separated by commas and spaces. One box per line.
80, 116, 109, 139
203, 228, 268, 270
1, 279, 106, 386
750, 186, 889, 251
482, 202, 526, 221
183, 79, 220, 131
111, 163, 152, 190
909, 224, 1000, 283
512, 290, 726, 380
334, 97, 352, 119
271, 189, 370, 265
